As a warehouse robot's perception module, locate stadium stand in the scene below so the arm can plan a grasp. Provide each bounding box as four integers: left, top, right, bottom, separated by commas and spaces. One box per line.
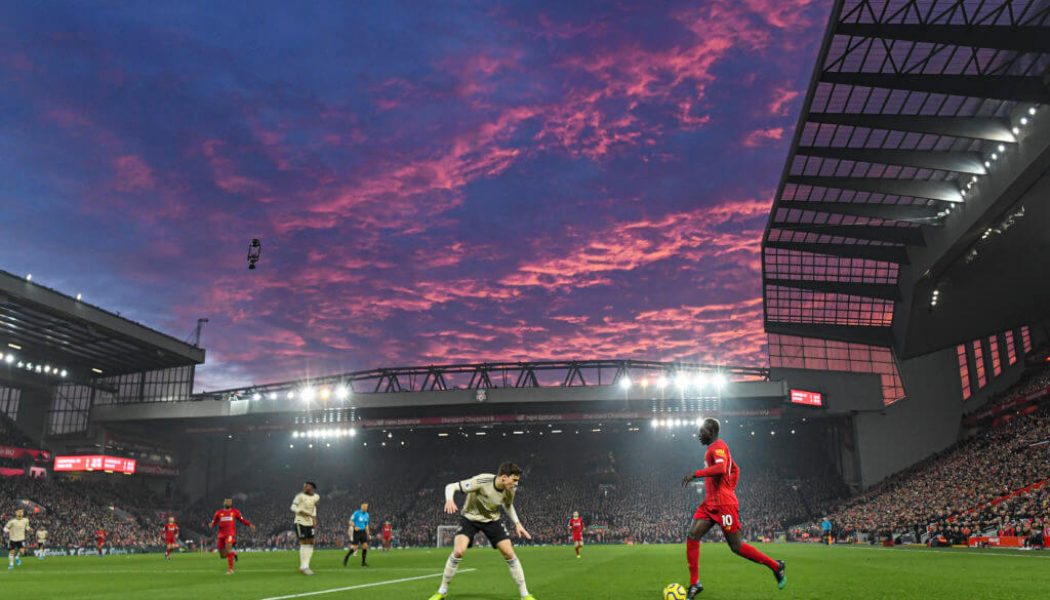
818, 364, 1050, 545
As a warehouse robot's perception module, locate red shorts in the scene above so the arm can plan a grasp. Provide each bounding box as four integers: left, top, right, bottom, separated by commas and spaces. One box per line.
572, 533, 583, 543
96, 540, 105, 547
165, 536, 177, 545
693, 503, 741, 534
383, 536, 392, 543
216, 534, 236, 550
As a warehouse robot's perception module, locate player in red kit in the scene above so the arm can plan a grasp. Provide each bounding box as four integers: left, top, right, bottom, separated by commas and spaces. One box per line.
210, 497, 255, 575
569, 511, 585, 558
163, 516, 180, 560
681, 418, 786, 599
94, 529, 106, 557
381, 521, 393, 552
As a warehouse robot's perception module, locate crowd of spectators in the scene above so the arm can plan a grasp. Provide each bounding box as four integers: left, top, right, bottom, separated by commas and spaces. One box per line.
816, 362, 1050, 546
0, 475, 175, 550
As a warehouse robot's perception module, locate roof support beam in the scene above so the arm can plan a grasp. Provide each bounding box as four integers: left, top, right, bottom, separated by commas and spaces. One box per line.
765, 322, 896, 347
766, 278, 901, 300
776, 200, 943, 221
765, 240, 910, 264
820, 72, 1050, 104
787, 175, 963, 203
775, 223, 925, 245
806, 113, 1016, 142
795, 146, 986, 174
835, 23, 1050, 54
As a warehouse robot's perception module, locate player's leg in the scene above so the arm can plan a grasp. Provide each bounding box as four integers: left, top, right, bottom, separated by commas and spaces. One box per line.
724, 531, 785, 589
432, 533, 471, 599
686, 517, 715, 598
225, 538, 237, 573
298, 525, 315, 575
496, 539, 533, 599
7, 545, 14, 569
360, 539, 369, 566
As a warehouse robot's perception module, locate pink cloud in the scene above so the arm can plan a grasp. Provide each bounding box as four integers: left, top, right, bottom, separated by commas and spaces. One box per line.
200, 139, 270, 196
112, 155, 155, 191
742, 127, 785, 147
502, 198, 771, 290
768, 87, 800, 117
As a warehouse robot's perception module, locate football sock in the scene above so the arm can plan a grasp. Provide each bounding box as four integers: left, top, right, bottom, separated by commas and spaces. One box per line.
227, 552, 236, 570
739, 543, 779, 570
687, 538, 700, 585
439, 554, 462, 594
361, 548, 367, 564
507, 557, 529, 597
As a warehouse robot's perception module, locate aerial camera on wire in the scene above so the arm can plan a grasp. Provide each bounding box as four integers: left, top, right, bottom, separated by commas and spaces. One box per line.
247, 238, 262, 270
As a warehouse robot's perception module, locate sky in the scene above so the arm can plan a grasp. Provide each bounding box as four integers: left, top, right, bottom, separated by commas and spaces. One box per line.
0, 0, 828, 391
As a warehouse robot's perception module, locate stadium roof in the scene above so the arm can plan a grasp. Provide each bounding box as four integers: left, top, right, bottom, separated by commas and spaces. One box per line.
0, 269, 205, 379
762, 0, 1050, 348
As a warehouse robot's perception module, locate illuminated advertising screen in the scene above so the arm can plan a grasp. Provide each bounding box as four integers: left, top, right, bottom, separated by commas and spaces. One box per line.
53, 455, 137, 475
789, 389, 824, 408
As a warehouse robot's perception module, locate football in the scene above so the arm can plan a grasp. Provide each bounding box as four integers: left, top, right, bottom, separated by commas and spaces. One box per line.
663, 583, 687, 600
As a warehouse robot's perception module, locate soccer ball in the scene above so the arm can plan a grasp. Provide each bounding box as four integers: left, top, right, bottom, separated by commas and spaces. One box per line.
663, 583, 687, 600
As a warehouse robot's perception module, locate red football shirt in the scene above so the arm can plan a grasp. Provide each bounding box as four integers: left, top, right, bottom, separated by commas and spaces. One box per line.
702, 439, 739, 506
382, 523, 392, 539
95, 529, 106, 542
164, 523, 179, 538
570, 518, 584, 534
211, 508, 251, 535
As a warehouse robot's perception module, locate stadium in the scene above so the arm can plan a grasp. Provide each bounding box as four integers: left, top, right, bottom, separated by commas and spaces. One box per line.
2, 0, 1049, 599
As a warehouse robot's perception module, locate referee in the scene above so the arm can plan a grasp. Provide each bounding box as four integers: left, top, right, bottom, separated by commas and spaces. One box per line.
343, 502, 370, 567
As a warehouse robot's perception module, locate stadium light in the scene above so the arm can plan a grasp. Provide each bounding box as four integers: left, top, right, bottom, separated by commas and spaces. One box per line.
4, 354, 13, 365
289, 444, 294, 448
651, 418, 659, 428
8, 343, 21, 350
91, 367, 103, 374
319, 387, 331, 401
656, 376, 668, 389
25, 362, 32, 370
76, 293, 82, 301
1012, 126, 1020, 135
335, 385, 350, 400
300, 387, 316, 402
998, 144, 1006, 153
1029, 107, 1037, 116
712, 374, 727, 390
619, 376, 631, 390
694, 373, 708, 389
252, 393, 261, 401
25, 273, 31, 281
268, 392, 277, 400
349, 428, 357, 438
44, 365, 51, 373
287, 391, 296, 400
675, 373, 688, 389
60, 369, 67, 377
1020, 117, 1029, 126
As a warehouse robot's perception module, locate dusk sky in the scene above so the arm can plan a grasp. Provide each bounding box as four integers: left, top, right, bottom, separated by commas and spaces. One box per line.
0, 1, 828, 391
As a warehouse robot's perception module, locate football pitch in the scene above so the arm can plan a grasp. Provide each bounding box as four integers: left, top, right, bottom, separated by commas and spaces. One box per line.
3, 544, 1048, 599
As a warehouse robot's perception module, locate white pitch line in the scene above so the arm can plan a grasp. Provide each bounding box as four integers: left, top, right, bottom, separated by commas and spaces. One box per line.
258, 568, 477, 600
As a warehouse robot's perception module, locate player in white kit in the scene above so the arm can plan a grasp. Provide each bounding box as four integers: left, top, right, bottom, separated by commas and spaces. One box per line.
291, 481, 321, 575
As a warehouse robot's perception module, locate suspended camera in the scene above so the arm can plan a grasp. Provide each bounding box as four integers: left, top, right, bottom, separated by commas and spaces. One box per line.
247, 238, 262, 270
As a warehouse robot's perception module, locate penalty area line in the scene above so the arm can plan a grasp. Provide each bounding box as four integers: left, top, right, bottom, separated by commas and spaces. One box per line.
258, 568, 477, 600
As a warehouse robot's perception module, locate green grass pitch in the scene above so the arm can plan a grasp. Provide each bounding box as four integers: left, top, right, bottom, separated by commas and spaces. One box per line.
4, 544, 1048, 599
